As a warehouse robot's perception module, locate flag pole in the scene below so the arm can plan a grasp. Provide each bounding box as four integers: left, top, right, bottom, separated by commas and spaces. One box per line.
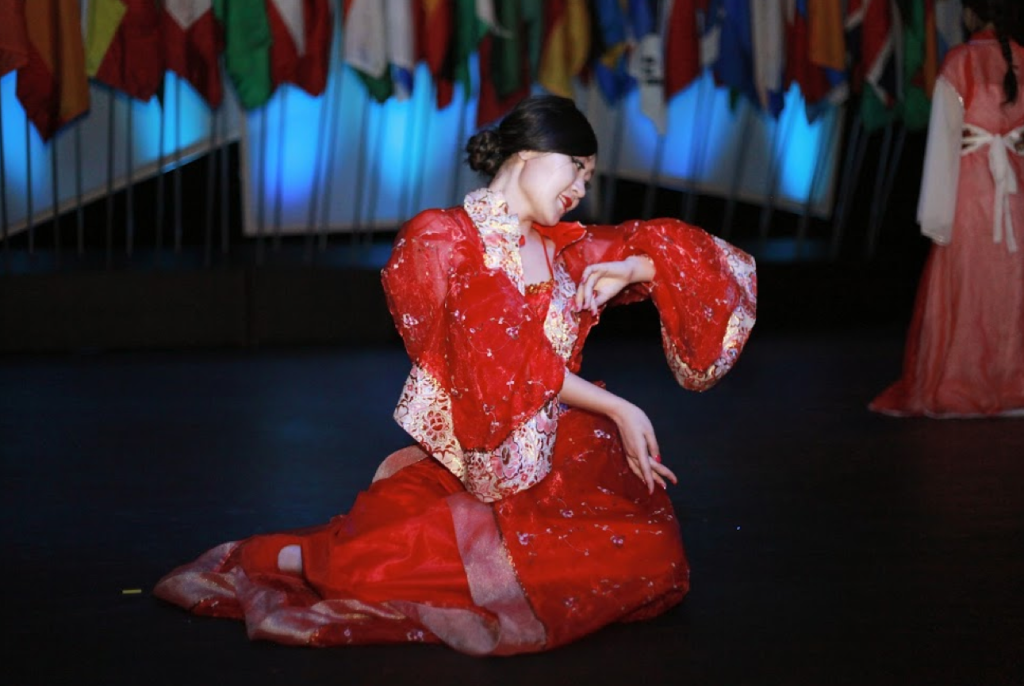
75, 124, 84, 258
125, 98, 136, 259
863, 121, 894, 259
204, 104, 217, 267
579, 82, 602, 220
410, 81, 436, 220
829, 113, 867, 260
173, 77, 183, 254
0, 85, 9, 272
600, 101, 626, 224
865, 122, 905, 258
795, 107, 840, 258
305, 53, 339, 262
721, 98, 755, 240
757, 105, 797, 250
218, 106, 230, 256
305, 88, 332, 261
642, 127, 668, 220
319, 65, 348, 253
397, 93, 419, 226
449, 92, 470, 209
350, 94, 371, 251
364, 101, 388, 248
683, 74, 712, 223
50, 138, 61, 268
272, 89, 289, 252
255, 104, 269, 265
23, 120, 34, 257
156, 75, 167, 259
104, 90, 116, 267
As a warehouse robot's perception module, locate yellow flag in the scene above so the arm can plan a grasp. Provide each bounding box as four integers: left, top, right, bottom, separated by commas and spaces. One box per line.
537, 0, 591, 98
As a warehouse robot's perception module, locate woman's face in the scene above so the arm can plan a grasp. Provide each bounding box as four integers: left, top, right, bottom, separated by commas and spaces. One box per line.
516, 151, 596, 226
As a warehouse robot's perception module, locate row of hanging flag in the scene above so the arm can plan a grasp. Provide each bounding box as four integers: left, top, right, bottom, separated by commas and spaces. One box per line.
0, 0, 966, 143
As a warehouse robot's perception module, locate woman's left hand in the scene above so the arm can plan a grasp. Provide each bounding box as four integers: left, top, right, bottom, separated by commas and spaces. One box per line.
575, 256, 653, 315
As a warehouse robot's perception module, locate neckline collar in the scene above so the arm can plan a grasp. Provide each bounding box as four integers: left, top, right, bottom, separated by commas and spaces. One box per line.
463, 188, 586, 255
969, 28, 998, 43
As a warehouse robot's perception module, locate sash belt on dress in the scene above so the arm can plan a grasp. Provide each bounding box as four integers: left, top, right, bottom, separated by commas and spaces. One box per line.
962, 123, 1023, 253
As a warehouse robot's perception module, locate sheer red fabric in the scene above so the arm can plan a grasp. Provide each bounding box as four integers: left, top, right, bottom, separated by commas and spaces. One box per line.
154, 194, 756, 654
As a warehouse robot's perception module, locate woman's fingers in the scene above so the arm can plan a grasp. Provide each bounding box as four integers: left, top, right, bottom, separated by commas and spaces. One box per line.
651, 460, 678, 486
627, 453, 675, 492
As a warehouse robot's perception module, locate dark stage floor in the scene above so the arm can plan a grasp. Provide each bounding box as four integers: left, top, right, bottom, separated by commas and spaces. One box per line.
3, 325, 1023, 686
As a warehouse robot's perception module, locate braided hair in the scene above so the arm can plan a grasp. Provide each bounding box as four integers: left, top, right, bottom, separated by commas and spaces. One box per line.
964, 0, 1020, 104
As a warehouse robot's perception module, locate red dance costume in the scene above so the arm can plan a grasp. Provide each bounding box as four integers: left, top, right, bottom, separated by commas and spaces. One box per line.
155, 190, 757, 655
871, 30, 1024, 418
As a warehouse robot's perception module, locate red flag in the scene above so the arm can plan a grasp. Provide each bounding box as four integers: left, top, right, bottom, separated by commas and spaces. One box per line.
163, 0, 224, 108
476, 38, 530, 128
922, 0, 938, 96
416, 0, 454, 107
0, 0, 29, 77
266, 0, 334, 96
664, 0, 701, 100
92, 0, 165, 101
16, 0, 90, 140
785, 2, 830, 105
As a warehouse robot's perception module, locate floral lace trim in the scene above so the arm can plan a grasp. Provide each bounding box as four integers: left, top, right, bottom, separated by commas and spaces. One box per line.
394, 365, 464, 479
465, 188, 524, 292
544, 261, 580, 361
395, 364, 560, 502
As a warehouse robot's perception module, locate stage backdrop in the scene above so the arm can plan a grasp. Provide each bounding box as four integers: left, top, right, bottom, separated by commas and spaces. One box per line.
1, 61, 840, 241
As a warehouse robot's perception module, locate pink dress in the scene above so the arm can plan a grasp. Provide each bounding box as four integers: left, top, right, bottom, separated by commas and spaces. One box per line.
870, 30, 1024, 418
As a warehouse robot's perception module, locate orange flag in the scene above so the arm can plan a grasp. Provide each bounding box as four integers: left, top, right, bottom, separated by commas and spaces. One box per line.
808, 0, 845, 72
17, 0, 90, 140
0, 0, 30, 77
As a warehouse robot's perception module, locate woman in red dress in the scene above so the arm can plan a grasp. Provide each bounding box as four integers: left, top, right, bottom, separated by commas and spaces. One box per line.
870, 0, 1024, 418
155, 95, 757, 655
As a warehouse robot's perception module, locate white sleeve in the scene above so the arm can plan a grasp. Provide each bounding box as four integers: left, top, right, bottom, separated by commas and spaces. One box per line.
917, 76, 963, 245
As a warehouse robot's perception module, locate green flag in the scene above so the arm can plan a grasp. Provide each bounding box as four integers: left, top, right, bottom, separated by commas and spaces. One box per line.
898, 0, 931, 131
213, 0, 273, 109
491, 0, 522, 99
520, 0, 544, 82
358, 71, 394, 104
451, 0, 490, 100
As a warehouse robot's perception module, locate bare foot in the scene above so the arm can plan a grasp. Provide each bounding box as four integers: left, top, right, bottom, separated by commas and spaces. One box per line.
277, 544, 303, 574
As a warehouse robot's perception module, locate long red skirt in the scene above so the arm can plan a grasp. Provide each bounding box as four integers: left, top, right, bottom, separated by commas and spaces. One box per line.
154, 408, 689, 655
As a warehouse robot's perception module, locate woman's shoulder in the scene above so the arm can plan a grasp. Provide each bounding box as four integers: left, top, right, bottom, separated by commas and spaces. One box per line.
940, 32, 1018, 73
398, 206, 474, 242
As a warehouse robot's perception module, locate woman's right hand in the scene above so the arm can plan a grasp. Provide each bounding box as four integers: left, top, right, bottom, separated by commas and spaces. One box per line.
608, 400, 678, 493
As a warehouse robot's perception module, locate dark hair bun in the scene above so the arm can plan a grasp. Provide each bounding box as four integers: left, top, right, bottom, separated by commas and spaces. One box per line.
465, 129, 505, 177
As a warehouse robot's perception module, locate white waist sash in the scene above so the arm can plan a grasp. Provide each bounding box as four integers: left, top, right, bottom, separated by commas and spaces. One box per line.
962, 123, 1023, 253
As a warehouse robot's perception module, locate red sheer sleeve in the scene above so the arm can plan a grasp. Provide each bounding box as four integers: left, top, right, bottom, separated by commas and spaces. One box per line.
562, 219, 757, 391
